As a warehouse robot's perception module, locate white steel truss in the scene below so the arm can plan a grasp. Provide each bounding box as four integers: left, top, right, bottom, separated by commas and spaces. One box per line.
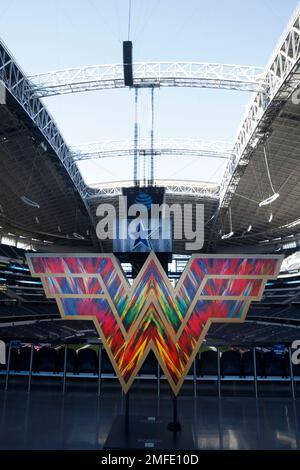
0, 41, 89, 201
1, 0, 300, 221
87, 179, 219, 199
28, 62, 266, 96
71, 138, 232, 161
219, 2, 300, 209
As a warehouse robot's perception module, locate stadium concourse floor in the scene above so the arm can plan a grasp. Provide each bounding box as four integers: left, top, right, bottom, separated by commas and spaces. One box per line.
0, 383, 300, 450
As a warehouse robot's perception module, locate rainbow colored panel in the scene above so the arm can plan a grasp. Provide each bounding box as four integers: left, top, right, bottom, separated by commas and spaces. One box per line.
26, 253, 282, 394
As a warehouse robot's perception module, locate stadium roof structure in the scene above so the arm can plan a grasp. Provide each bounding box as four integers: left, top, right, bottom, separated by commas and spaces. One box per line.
0, 4, 300, 255
0, 88, 95, 250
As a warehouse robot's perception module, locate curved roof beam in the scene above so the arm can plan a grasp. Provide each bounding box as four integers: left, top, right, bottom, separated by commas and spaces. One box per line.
219, 3, 300, 209
28, 62, 266, 97
0, 41, 88, 203
71, 138, 233, 161
87, 179, 220, 199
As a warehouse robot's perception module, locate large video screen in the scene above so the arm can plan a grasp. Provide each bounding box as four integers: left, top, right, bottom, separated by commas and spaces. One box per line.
113, 186, 171, 253
122, 186, 166, 217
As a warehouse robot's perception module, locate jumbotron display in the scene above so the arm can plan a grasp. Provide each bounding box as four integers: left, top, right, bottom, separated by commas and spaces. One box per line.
26, 253, 282, 394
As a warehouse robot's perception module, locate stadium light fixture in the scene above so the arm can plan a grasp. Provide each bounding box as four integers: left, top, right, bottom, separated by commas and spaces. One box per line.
269, 213, 273, 223
250, 137, 260, 149
247, 224, 252, 232
282, 218, 300, 229
259, 193, 280, 207
221, 231, 234, 240
21, 196, 40, 209
40, 141, 47, 152
73, 232, 85, 240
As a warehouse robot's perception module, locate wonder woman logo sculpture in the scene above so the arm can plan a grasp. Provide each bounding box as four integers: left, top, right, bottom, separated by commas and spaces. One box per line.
26, 253, 282, 394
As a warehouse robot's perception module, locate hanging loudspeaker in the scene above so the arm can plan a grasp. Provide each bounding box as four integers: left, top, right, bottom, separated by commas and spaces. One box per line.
123, 41, 133, 87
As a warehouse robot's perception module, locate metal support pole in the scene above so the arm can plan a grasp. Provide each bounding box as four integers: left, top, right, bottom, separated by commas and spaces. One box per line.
157, 362, 160, 398
143, 152, 146, 186
167, 391, 181, 432
4, 343, 11, 392
173, 394, 178, 425
218, 397, 223, 449
150, 87, 154, 185
133, 87, 139, 186
193, 357, 197, 397
62, 345, 67, 394
27, 344, 34, 394
289, 346, 295, 400
217, 347, 221, 398
97, 344, 102, 397
125, 391, 130, 434
253, 347, 258, 399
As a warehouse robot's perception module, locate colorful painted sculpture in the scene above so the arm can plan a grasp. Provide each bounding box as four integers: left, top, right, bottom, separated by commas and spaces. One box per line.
27, 253, 282, 394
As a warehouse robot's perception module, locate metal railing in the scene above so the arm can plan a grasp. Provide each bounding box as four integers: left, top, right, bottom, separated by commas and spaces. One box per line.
1, 343, 298, 399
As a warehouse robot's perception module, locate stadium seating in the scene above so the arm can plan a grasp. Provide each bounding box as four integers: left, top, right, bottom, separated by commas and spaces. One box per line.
292, 361, 300, 377
77, 348, 97, 374
38, 347, 57, 372
241, 350, 264, 376
0, 346, 18, 371
19, 347, 37, 371
0, 303, 58, 318
2, 341, 300, 404
139, 351, 159, 376
101, 348, 115, 374
199, 350, 218, 376
0, 243, 29, 259
9, 348, 19, 371
263, 351, 288, 377
57, 347, 77, 373
221, 350, 242, 376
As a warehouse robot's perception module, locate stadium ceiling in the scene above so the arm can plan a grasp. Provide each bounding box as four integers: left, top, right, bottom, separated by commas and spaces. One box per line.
0, 96, 95, 249
215, 5, 300, 252
0, 4, 300, 253
220, 6, 300, 208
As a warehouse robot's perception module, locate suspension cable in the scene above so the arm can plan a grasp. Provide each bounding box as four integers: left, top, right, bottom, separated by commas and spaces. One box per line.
150, 87, 155, 185
133, 87, 139, 186
263, 145, 276, 194
127, 0, 132, 40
